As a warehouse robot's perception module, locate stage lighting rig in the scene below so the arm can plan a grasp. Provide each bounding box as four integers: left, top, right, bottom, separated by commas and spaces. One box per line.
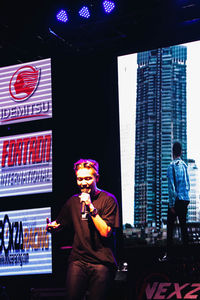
54, 1, 117, 25
79, 6, 91, 19
56, 10, 68, 23
102, 1, 116, 14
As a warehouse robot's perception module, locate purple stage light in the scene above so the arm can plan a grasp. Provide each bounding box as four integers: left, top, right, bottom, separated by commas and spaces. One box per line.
103, 1, 115, 14
79, 6, 90, 19
56, 10, 68, 23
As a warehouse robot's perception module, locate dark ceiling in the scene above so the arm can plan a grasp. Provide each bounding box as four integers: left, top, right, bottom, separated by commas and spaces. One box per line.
1, 0, 200, 61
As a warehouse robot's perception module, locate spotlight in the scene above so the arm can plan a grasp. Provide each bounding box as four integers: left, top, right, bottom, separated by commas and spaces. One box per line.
79, 6, 90, 19
56, 10, 68, 23
102, 1, 115, 14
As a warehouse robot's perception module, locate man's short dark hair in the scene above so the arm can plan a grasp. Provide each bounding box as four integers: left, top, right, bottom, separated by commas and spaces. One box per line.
173, 142, 182, 157
73, 159, 99, 176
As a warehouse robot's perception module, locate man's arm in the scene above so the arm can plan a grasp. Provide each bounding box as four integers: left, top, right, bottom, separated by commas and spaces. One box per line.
80, 192, 112, 238
167, 164, 177, 208
89, 203, 112, 238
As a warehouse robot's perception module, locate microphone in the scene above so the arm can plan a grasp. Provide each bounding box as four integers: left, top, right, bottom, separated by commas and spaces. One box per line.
81, 200, 86, 215
80, 189, 90, 215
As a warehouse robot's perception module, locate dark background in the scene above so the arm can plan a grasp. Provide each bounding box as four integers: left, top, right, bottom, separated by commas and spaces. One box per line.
1, 0, 200, 299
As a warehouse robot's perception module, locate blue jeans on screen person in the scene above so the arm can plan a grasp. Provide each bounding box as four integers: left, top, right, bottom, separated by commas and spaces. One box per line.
66, 260, 114, 300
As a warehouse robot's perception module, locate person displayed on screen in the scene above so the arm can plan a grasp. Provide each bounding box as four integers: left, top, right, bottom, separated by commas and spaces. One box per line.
46, 158, 120, 300
160, 142, 190, 262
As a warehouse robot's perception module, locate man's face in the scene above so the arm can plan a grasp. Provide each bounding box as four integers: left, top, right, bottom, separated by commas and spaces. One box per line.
76, 168, 98, 194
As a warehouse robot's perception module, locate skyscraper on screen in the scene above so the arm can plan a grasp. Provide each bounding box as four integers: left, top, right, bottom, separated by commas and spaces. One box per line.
134, 45, 187, 230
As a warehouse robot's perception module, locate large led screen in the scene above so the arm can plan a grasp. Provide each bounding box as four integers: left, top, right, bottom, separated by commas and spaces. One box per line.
0, 207, 52, 276
0, 130, 52, 197
0, 58, 52, 125
118, 40, 200, 246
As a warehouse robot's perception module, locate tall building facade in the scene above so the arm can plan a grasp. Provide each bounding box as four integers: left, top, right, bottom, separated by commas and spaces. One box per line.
134, 46, 187, 230
188, 159, 200, 222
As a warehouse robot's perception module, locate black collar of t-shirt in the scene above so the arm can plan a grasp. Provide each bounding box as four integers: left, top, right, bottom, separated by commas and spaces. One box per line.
90, 189, 101, 201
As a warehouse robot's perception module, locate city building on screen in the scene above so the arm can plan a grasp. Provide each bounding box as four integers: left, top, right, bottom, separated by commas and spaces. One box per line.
134, 45, 187, 231
188, 159, 200, 222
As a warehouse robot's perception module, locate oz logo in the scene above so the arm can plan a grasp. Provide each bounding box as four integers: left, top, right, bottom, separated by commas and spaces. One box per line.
9, 65, 41, 102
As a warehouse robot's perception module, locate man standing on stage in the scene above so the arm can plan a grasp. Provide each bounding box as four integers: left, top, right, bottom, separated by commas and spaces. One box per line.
46, 158, 120, 300
160, 142, 190, 261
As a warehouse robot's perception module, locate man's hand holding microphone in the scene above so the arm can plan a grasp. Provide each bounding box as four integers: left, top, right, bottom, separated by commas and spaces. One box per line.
80, 189, 98, 217
80, 190, 91, 214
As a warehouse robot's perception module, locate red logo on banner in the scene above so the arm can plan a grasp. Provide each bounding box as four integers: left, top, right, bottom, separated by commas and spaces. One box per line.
9, 65, 40, 102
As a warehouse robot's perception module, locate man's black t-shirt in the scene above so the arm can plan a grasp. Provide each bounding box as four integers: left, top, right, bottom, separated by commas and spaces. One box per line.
56, 190, 119, 267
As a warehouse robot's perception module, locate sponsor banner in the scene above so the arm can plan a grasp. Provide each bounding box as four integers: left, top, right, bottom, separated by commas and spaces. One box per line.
143, 282, 200, 300
0, 130, 52, 197
135, 270, 200, 299
0, 58, 52, 125
0, 207, 52, 276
